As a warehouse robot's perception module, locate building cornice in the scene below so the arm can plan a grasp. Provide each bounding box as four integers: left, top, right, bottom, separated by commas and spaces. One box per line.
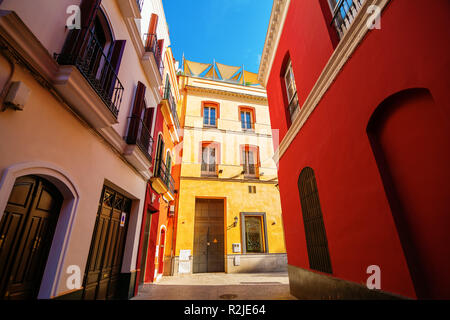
258, 0, 291, 87
276, 0, 391, 163
184, 85, 268, 102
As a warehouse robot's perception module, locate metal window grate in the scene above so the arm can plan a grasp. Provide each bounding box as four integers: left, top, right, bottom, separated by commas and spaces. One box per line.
298, 167, 332, 274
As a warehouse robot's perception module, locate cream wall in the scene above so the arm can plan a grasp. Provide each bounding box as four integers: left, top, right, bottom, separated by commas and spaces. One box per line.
0, 0, 171, 145
0, 55, 147, 297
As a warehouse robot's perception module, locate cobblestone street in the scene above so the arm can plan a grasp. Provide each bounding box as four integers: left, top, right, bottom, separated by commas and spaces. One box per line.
132, 272, 297, 300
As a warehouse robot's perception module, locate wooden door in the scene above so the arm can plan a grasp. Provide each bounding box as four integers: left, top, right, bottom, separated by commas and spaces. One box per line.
82, 186, 131, 300
0, 176, 62, 300
193, 199, 224, 273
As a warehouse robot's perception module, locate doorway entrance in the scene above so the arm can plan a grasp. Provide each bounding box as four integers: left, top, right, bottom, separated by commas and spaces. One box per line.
193, 199, 225, 273
82, 186, 131, 300
0, 176, 63, 299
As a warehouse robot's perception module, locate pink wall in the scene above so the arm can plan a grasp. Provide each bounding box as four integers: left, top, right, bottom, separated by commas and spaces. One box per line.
266, 0, 450, 298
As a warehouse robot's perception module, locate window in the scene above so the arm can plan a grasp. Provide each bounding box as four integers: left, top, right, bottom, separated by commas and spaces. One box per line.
201, 143, 218, 176
241, 145, 259, 178
298, 167, 332, 274
239, 107, 255, 131
241, 213, 267, 254
203, 106, 217, 127
328, 0, 365, 38
284, 60, 299, 122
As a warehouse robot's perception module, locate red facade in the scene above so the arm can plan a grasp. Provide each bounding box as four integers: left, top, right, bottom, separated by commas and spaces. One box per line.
265, 0, 450, 299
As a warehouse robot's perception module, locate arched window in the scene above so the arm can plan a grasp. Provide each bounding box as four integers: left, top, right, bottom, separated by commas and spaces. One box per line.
298, 167, 332, 274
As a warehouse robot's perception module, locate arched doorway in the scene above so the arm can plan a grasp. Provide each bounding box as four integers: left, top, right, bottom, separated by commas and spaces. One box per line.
367, 88, 450, 299
0, 175, 63, 299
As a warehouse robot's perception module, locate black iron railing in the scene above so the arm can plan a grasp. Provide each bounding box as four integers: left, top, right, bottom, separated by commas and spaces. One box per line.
126, 116, 154, 161
287, 91, 299, 122
163, 87, 180, 130
143, 33, 163, 78
201, 163, 217, 176
136, 0, 144, 12
154, 158, 175, 195
57, 28, 124, 118
330, 0, 365, 39
244, 164, 257, 177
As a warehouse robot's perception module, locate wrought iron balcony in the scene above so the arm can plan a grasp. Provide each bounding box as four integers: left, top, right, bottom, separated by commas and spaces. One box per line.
143, 33, 163, 78
201, 163, 217, 177
136, 0, 144, 12
154, 158, 175, 195
163, 87, 180, 130
56, 28, 124, 118
243, 164, 258, 178
125, 116, 154, 161
331, 0, 365, 39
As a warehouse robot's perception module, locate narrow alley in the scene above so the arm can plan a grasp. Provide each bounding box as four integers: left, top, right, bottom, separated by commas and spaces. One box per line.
133, 273, 296, 300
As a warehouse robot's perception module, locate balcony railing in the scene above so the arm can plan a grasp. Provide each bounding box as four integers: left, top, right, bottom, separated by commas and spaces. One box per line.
143, 33, 163, 78
163, 87, 180, 130
287, 91, 299, 122
244, 164, 256, 175
331, 0, 365, 39
201, 163, 217, 177
154, 158, 175, 195
125, 116, 154, 161
136, 0, 144, 12
57, 28, 124, 118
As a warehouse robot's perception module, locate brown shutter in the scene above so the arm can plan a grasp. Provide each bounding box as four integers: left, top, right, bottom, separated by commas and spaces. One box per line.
145, 14, 158, 48
144, 108, 153, 132
157, 39, 164, 60
60, 0, 101, 59
105, 40, 126, 98
127, 82, 146, 145
132, 81, 146, 118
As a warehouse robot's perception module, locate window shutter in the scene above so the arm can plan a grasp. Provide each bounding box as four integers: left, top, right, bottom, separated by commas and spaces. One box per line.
145, 14, 158, 48
132, 82, 146, 118
105, 40, 126, 98
143, 107, 153, 132
158, 39, 165, 59
60, 0, 101, 60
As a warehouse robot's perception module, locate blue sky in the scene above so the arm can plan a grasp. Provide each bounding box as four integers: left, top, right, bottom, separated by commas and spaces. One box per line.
161, 0, 273, 74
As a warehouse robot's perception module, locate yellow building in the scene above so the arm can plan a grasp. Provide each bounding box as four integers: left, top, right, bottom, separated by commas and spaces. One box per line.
173, 61, 287, 274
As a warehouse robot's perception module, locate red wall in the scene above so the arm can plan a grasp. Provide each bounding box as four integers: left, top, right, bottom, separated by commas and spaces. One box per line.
266, 0, 450, 299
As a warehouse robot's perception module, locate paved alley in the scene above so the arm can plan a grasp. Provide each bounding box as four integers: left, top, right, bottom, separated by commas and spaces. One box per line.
132, 272, 297, 300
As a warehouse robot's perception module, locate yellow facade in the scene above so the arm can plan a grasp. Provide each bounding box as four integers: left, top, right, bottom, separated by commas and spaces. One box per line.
174, 75, 287, 273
